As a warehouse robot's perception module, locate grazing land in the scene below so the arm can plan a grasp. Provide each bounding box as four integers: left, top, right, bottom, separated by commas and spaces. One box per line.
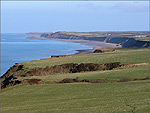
1, 48, 150, 112
1, 80, 150, 113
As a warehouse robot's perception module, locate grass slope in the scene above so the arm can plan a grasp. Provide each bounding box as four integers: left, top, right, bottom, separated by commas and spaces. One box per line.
22, 49, 150, 69
1, 48, 150, 113
19, 65, 150, 84
1, 80, 150, 113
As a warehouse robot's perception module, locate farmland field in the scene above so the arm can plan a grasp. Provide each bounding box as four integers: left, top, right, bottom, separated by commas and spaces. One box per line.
1, 80, 150, 113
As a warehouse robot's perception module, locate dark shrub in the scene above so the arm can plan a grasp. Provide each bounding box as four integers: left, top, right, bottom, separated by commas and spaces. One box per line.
89, 80, 102, 83
93, 49, 103, 53
51, 55, 59, 58
93, 49, 115, 53
81, 79, 90, 82
73, 77, 80, 82
141, 77, 150, 80
21, 74, 26, 77
59, 78, 74, 83
59, 77, 90, 83
134, 77, 150, 81
7, 62, 122, 77
118, 77, 133, 82
16, 65, 24, 71
22, 79, 43, 85
104, 62, 121, 70
51, 55, 72, 58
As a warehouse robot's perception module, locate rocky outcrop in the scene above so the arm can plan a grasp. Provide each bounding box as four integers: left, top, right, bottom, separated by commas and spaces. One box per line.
1, 75, 21, 89
1, 64, 26, 79
0, 64, 27, 89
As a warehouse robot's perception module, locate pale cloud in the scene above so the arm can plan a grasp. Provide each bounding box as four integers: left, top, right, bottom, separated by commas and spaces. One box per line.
78, 3, 103, 10
77, 2, 149, 13
112, 2, 149, 12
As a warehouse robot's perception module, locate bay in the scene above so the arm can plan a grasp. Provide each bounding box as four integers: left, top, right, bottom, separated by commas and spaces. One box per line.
1, 33, 92, 76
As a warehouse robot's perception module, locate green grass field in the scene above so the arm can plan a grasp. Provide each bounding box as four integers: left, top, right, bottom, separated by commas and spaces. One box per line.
1, 81, 150, 113
22, 49, 150, 68
1, 48, 150, 113
18, 65, 150, 84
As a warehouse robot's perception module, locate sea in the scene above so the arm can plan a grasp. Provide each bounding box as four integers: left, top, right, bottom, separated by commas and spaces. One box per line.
1, 33, 92, 76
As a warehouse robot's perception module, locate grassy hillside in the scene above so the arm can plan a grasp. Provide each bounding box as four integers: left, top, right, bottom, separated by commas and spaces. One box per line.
1, 80, 150, 112
1, 48, 150, 112
22, 49, 150, 69
19, 65, 150, 84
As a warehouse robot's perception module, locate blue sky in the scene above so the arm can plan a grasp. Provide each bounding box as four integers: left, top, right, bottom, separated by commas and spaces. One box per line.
1, 1, 149, 33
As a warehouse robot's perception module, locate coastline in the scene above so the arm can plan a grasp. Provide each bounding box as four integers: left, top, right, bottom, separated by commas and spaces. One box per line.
27, 36, 122, 54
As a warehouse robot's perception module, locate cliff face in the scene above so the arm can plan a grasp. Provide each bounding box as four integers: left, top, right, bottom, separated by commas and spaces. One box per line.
105, 38, 150, 48
0, 64, 25, 89
41, 32, 150, 48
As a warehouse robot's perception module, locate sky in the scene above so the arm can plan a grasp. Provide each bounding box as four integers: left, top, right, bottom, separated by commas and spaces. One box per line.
1, 1, 149, 33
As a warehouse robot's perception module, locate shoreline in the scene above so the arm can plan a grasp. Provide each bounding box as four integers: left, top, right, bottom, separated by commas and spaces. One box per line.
27, 36, 122, 54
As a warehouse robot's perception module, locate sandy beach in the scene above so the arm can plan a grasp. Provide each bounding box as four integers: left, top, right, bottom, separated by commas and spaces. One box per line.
51, 39, 121, 54
27, 36, 122, 54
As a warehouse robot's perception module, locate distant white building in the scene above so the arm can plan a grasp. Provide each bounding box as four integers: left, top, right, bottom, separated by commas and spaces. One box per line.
134, 35, 147, 37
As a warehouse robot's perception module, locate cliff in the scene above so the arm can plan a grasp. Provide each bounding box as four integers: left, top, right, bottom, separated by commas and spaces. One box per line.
40, 32, 150, 48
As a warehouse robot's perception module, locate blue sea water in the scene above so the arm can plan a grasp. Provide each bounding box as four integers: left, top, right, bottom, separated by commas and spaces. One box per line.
1, 33, 92, 76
